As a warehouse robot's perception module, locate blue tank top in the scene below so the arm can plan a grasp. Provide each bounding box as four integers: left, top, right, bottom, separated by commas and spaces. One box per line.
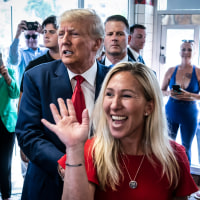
169, 65, 200, 94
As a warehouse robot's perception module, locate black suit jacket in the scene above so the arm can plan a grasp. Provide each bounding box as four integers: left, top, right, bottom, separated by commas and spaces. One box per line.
127, 48, 145, 64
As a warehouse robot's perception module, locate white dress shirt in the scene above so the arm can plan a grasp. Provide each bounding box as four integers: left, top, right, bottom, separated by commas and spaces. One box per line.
67, 60, 97, 119
128, 47, 140, 61
105, 55, 129, 66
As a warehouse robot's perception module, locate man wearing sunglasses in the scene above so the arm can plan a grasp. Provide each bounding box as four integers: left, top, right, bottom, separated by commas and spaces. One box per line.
8, 20, 47, 86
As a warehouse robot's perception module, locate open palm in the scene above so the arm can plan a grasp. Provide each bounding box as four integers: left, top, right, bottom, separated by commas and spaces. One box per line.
41, 98, 89, 148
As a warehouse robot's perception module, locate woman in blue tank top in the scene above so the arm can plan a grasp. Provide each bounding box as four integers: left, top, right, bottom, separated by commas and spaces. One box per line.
161, 40, 200, 164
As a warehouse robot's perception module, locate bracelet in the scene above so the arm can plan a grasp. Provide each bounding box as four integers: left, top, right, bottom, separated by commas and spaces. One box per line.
66, 163, 83, 167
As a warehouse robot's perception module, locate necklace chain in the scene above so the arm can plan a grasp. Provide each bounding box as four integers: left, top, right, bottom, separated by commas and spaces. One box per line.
120, 154, 145, 189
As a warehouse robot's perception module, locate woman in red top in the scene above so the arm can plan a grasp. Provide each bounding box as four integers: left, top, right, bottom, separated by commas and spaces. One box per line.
42, 62, 198, 200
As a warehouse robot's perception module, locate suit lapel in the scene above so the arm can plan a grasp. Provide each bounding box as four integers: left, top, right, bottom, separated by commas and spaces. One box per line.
53, 61, 73, 99
52, 61, 109, 102
95, 62, 110, 101
127, 48, 136, 61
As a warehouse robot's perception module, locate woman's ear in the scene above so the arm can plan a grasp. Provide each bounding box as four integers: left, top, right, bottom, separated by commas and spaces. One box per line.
144, 100, 154, 116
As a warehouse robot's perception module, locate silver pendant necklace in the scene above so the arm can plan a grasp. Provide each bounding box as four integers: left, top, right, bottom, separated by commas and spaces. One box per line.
120, 154, 145, 189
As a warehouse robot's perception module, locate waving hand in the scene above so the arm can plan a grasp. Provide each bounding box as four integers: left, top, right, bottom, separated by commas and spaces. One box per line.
41, 98, 89, 148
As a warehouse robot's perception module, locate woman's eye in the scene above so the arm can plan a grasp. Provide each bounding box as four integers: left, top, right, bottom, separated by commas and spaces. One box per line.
72, 32, 79, 36
123, 94, 132, 98
105, 92, 113, 97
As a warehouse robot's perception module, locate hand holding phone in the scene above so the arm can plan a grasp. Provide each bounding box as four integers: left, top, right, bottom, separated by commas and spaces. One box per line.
25, 22, 38, 30
172, 84, 182, 93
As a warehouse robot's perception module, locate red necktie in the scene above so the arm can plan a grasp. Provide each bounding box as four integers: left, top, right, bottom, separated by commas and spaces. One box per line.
58, 75, 85, 169
71, 75, 86, 124
57, 76, 86, 169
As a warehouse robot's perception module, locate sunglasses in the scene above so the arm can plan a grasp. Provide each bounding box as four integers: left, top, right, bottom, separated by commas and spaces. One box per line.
182, 39, 194, 43
25, 34, 38, 39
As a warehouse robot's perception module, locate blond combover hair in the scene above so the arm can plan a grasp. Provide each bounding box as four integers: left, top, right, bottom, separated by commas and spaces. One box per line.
58, 9, 104, 58
91, 62, 180, 191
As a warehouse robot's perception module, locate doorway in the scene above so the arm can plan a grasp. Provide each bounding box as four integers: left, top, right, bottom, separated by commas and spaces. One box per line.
159, 24, 199, 85
158, 15, 200, 171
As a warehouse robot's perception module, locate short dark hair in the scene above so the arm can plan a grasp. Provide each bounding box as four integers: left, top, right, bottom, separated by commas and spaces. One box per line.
42, 15, 58, 29
130, 24, 146, 34
104, 15, 129, 34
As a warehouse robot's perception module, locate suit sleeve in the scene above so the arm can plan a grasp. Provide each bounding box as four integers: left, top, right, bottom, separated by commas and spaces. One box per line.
16, 71, 64, 176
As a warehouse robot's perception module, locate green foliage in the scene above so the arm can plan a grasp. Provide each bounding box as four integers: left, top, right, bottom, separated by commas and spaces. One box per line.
24, 0, 55, 20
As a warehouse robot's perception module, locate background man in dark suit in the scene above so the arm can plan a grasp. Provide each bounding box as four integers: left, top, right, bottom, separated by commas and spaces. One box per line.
128, 24, 146, 64
16, 9, 110, 200
100, 15, 134, 67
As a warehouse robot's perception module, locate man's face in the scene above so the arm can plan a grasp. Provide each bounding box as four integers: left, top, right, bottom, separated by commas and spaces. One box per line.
24, 30, 39, 50
129, 28, 146, 53
58, 21, 99, 73
42, 24, 58, 49
104, 21, 129, 57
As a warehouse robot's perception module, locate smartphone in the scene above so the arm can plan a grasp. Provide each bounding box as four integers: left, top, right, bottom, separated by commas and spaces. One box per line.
26, 22, 38, 30
0, 52, 3, 66
172, 84, 182, 93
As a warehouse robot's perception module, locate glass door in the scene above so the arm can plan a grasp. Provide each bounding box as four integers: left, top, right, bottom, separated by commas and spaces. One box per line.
159, 25, 199, 85
160, 24, 200, 171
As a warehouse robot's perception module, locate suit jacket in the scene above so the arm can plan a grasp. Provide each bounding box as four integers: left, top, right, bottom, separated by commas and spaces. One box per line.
127, 48, 145, 64
0, 68, 19, 132
16, 59, 110, 200
127, 48, 157, 76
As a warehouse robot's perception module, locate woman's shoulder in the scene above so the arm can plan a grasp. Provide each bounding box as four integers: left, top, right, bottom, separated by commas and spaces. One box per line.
168, 66, 177, 73
170, 140, 185, 152
170, 140, 189, 164
165, 66, 176, 77
84, 137, 95, 152
194, 65, 200, 75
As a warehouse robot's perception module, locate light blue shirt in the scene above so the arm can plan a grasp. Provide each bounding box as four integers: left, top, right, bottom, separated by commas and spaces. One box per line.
8, 38, 47, 86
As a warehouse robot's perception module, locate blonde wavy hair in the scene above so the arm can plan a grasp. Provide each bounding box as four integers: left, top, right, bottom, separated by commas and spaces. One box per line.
91, 62, 180, 191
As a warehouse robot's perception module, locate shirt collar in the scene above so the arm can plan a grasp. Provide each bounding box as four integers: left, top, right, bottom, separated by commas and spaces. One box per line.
67, 60, 97, 87
105, 55, 128, 66
23, 46, 40, 52
129, 47, 140, 60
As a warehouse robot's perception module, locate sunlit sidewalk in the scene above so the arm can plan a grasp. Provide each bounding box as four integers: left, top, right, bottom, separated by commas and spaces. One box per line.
11, 140, 23, 199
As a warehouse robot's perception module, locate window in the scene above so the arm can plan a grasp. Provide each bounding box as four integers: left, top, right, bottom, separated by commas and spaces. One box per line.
84, 0, 128, 23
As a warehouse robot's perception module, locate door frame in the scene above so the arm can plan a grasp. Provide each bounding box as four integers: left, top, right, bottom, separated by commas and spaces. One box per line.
159, 24, 199, 84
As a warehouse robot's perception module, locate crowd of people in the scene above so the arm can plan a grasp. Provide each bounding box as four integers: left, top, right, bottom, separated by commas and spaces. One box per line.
0, 7, 199, 200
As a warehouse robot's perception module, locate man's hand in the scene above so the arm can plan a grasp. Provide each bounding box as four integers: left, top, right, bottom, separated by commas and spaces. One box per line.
15, 20, 27, 39
36, 22, 43, 34
57, 164, 65, 181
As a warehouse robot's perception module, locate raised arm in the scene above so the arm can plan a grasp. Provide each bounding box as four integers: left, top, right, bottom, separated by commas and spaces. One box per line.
9, 20, 27, 65
0, 65, 19, 98
41, 98, 95, 200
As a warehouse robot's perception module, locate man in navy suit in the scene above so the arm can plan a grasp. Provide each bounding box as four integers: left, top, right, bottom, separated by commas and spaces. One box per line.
16, 9, 110, 200
128, 24, 146, 64
99, 15, 134, 67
